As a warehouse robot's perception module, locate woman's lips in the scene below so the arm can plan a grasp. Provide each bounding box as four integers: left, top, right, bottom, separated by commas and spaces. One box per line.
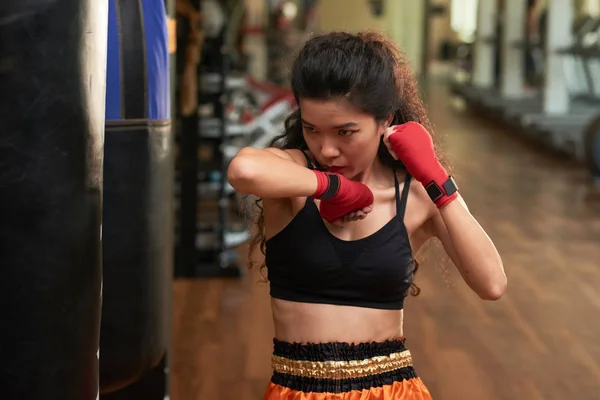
327, 166, 345, 173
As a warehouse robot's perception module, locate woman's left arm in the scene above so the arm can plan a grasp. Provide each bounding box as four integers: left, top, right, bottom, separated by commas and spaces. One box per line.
385, 122, 506, 300
430, 195, 506, 300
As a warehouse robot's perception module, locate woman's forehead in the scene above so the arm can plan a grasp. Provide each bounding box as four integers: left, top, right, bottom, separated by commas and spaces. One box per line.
299, 98, 371, 124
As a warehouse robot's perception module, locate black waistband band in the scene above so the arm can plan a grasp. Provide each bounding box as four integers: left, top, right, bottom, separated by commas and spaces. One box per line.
272, 337, 408, 361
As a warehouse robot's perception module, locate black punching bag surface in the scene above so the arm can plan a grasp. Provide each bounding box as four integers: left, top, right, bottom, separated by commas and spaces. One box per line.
100, 0, 173, 393
0, 1, 107, 399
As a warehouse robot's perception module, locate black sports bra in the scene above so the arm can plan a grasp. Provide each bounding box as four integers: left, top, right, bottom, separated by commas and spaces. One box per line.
265, 155, 416, 310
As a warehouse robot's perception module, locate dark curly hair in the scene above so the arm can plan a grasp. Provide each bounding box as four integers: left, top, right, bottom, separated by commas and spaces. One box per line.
247, 30, 449, 295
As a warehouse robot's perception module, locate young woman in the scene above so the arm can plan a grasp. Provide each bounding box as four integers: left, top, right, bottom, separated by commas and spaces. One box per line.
227, 30, 506, 400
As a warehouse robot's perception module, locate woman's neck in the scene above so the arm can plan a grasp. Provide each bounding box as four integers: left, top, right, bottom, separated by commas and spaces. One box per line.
352, 158, 394, 187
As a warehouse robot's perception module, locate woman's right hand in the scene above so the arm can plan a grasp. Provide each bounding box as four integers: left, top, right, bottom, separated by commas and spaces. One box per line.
313, 171, 374, 224
330, 204, 374, 227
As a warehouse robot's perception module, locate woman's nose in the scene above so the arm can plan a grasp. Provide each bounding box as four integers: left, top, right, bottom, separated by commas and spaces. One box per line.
320, 138, 341, 159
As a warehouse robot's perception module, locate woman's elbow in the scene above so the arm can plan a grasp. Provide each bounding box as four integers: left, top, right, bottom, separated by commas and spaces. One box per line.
227, 149, 259, 193
477, 276, 507, 301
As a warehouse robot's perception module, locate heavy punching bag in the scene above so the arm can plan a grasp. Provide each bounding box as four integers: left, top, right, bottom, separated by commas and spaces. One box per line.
100, 0, 173, 394
0, 1, 108, 399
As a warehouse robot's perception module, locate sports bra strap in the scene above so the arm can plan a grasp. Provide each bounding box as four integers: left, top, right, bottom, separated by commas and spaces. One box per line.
396, 172, 412, 219
301, 150, 315, 169
301, 150, 326, 171
393, 170, 401, 214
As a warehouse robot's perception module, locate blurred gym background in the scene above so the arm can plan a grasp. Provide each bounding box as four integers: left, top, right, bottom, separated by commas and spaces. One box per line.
1, 0, 599, 399
173, 1, 600, 399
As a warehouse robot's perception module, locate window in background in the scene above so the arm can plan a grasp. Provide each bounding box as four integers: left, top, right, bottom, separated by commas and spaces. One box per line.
451, 0, 478, 42
583, 0, 600, 16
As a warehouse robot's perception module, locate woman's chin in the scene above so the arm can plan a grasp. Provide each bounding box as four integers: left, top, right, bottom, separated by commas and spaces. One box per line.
346, 170, 363, 180
338, 168, 353, 178
325, 166, 360, 180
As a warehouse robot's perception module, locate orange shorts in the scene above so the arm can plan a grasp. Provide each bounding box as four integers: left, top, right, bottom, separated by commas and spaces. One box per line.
263, 338, 432, 400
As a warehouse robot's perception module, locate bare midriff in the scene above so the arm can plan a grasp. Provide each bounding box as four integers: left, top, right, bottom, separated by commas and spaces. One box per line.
271, 298, 404, 344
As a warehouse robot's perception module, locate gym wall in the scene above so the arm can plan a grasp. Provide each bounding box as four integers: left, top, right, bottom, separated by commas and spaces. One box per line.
316, 0, 426, 75
317, 0, 387, 32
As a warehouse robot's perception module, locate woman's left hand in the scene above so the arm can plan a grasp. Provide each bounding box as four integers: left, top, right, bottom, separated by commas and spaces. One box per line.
385, 122, 457, 208
384, 122, 440, 182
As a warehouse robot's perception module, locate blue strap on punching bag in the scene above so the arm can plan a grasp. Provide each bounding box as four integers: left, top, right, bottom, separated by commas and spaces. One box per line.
106, 0, 170, 122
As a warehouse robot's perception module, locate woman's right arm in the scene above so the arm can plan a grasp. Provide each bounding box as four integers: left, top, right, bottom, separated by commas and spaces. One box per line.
227, 147, 318, 198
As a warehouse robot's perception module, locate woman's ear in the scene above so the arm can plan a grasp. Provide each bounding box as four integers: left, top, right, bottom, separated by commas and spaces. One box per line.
379, 114, 394, 136
386, 114, 394, 126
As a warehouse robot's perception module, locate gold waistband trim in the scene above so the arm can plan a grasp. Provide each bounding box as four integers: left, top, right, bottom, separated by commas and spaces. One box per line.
271, 350, 413, 379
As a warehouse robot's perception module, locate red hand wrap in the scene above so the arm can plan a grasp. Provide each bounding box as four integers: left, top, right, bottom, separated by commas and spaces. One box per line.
387, 122, 458, 208
311, 170, 374, 223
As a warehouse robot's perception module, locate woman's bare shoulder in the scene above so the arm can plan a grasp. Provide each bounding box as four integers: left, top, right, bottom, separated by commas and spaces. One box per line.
396, 170, 438, 242
264, 148, 309, 166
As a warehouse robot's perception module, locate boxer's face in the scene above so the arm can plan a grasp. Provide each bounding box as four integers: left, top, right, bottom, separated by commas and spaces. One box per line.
300, 98, 386, 179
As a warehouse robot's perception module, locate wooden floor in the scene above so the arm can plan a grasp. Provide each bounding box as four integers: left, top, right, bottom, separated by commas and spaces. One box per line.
171, 82, 600, 400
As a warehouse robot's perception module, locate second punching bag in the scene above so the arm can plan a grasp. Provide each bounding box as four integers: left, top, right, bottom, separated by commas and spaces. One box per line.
100, 0, 173, 393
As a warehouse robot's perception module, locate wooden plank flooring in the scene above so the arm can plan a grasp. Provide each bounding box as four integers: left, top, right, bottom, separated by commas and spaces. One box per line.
171, 83, 600, 400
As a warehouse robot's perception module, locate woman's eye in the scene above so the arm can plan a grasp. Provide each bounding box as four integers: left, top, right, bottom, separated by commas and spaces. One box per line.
339, 130, 359, 136
303, 126, 315, 133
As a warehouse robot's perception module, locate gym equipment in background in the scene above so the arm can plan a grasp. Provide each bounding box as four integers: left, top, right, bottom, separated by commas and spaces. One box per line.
475, 16, 600, 160
0, 1, 107, 399
584, 113, 600, 185
177, 21, 247, 278
175, 0, 294, 278
582, 45, 600, 185
453, 0, 600, 167
100, 0, 173, 398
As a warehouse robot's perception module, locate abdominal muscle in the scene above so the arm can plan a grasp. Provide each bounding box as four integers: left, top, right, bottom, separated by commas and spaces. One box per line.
271, 298, 404, 344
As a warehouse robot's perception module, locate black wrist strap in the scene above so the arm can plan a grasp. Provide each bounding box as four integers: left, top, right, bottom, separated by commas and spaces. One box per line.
425, 176, 458, 203
319, 173, 340, 200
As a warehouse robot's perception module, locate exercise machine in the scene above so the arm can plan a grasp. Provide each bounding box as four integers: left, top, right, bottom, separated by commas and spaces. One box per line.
508, 16, 599, 159
583, 42, 600, 184
454, 0, 600, 165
